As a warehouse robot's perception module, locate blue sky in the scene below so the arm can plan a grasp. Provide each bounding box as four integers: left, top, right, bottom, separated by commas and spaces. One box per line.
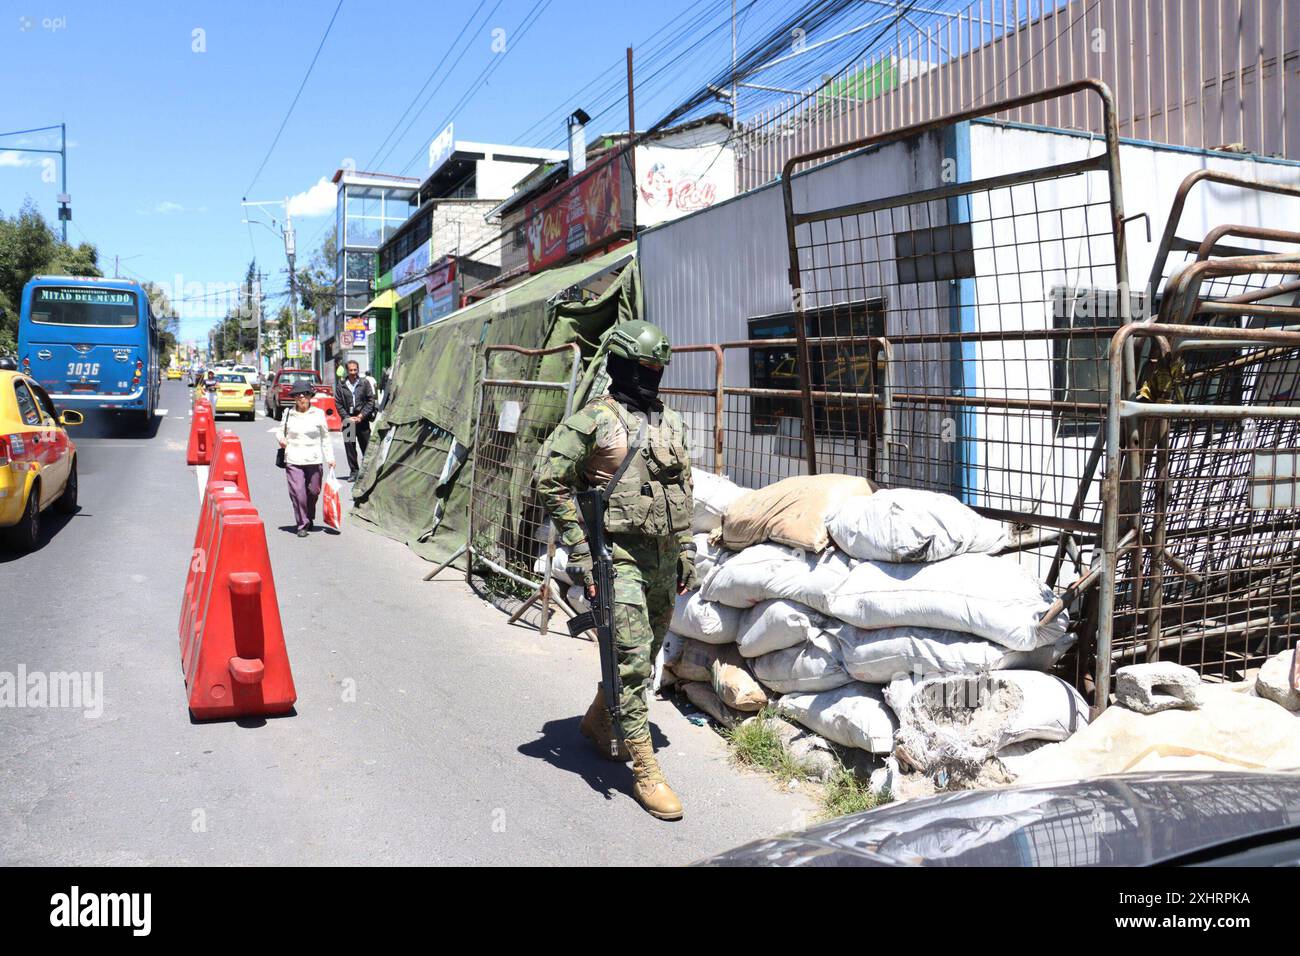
0, 0, 760, 342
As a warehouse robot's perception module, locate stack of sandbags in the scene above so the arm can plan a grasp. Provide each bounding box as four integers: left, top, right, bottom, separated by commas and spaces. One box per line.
663, 475, 870, 733
685, 483, 1083, 771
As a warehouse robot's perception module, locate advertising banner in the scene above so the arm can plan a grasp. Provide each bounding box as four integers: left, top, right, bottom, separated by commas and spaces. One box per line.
633, 142, 736, 228
524, 152, 633, 273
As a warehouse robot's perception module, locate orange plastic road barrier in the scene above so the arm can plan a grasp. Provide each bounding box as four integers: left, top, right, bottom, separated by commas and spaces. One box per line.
312, 392, 344, 432
206, 429, 251, 499
180, 480, 254, 648
180, 490, 296, 720
187, 400, 215, 465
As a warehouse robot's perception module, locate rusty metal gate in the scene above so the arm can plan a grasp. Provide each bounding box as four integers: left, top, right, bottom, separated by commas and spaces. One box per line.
774, 80, 1129, 697
425, 344, 581, 635
1099, 279, 1300, 697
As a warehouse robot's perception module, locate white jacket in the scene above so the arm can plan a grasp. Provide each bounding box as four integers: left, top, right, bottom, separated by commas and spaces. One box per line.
280, 406, 335, 467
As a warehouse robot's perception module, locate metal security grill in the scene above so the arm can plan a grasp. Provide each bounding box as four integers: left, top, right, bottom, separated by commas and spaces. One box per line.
780, 80, 1127, 593
1099, 314, 1300, 692
426, 344, 581, 636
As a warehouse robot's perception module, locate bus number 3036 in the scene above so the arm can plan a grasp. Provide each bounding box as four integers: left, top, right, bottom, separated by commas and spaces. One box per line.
67, 362, 101, 377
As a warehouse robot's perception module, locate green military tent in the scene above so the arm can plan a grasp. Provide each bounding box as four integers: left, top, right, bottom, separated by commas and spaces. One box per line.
350, 246, 640, 569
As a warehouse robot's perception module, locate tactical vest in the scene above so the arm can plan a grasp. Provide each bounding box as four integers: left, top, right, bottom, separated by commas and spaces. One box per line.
596, 397, 693, 537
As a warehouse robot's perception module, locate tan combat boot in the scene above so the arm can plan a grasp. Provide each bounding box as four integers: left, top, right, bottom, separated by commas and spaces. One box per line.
626, 734, 683, 821
580, 686, 630, 761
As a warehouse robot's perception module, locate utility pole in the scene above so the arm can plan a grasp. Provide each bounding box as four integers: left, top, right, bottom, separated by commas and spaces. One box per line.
731, 0, 738, 129
241, 197, 300, 368
0, 124, 70, 240
626, 46, 636, 240
282, 195, 297, 358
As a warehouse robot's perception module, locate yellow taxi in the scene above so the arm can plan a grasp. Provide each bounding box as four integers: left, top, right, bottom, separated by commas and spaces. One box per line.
167, 366, 184, 380
0, 369, 83, 552
211, 371, 256, 421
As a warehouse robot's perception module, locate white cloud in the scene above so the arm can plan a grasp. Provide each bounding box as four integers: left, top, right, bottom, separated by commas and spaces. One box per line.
155, 201, 185, 214
0, 151, 35, 167
286, 177, 336, 218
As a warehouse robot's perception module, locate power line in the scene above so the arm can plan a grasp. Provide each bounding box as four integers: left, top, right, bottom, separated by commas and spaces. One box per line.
243, 0, 345, 198
396, 0, 554, 177
367, 0, 501, 172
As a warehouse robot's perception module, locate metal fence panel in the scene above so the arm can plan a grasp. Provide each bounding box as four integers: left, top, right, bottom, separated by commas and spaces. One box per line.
432, 344, 581, 635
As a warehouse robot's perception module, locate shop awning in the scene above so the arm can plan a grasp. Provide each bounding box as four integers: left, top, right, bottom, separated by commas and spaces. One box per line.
363, 289, 399, 312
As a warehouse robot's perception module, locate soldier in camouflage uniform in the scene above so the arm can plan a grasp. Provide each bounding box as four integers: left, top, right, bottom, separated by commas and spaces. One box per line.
535, 320, 697, 821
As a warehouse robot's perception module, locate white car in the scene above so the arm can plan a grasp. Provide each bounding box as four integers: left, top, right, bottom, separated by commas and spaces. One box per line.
232, 365, 260, 390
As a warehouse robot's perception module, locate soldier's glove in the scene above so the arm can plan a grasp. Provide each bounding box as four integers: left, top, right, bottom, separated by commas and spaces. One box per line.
566, 541, 595, 589
677, 545, 700, 593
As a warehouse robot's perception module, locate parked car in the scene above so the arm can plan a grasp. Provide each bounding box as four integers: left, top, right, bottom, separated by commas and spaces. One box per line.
166, 366, 184, 380
0, 369, 83, 552
211, 371, 256, 421
265, 367, 327, 420
694, 770, 1300, 866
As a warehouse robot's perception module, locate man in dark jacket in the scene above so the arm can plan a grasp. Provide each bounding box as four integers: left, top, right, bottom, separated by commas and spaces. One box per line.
335, 360, 375, 480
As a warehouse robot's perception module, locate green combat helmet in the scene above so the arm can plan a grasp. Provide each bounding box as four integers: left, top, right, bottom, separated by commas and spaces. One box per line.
607, 320, 672, 366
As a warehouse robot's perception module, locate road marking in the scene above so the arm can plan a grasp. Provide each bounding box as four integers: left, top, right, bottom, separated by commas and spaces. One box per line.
195, 465, 208, 502
156, 408, 169, 416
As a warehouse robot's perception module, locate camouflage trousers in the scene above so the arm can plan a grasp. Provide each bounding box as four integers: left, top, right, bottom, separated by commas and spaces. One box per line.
608, 532, 678, 740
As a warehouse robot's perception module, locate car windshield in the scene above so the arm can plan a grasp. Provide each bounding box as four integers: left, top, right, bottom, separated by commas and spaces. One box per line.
216, 374, 244, 383
279, 372, 317, 386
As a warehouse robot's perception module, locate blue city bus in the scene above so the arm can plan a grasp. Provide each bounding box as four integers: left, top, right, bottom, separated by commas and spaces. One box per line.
18, 276, 160, 427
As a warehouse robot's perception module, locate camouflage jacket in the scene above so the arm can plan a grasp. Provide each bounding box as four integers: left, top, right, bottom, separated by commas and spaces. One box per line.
535, 394, 694, 552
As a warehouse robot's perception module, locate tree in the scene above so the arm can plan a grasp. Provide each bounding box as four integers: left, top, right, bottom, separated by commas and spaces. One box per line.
0, 199, 100, 354
141, 281, 179, 366
296, 230, 337, 319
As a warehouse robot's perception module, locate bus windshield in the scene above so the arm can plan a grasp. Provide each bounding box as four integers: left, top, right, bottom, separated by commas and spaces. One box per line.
29, 286, 139, 327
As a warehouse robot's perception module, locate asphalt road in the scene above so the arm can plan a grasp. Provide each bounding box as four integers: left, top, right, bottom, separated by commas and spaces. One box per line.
0, 380, 812, 865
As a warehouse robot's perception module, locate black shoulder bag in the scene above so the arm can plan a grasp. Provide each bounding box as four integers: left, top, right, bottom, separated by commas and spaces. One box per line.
275, 411, 289, 469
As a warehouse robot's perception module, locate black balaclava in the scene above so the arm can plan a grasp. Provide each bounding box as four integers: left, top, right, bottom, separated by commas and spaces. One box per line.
607, 352, 664, 414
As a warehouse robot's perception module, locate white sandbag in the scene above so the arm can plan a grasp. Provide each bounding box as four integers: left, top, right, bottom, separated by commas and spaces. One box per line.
693, 532, 721, 577
777, 682, 899, 754
835, 625, 1076, 684
827, 488, 1007, 563
692, 470, 747, 533
751, 629, 851, 694
670, 591, 741, 645
896, 670, 1089, 776
994, 671, 1090, 745
535, 542, 574, 586
825, 553, 1066, 652
711, 645, 770, 712
701, 543, 853, 612
883, 673, 919, 715
736, 599, 828, 658
672, 638, 726, 683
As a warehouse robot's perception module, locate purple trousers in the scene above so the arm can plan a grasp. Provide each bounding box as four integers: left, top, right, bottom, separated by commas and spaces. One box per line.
285, 463, 322, 531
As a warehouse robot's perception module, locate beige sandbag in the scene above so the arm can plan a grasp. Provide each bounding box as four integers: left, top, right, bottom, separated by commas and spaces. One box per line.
710, 644, 771, 712
722, 474, 875, 552
672, 638, 726, 683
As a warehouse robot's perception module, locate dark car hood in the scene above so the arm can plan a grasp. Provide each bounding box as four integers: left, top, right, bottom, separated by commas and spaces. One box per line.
697, 770, 1300, 866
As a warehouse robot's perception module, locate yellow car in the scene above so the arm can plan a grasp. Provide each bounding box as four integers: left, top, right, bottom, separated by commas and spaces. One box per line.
212, 371, 256, 421
0, 369, 84, 552
167, 367, 184, 380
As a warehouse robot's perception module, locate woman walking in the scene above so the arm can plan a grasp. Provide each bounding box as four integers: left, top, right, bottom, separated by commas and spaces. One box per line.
278, 381, 335, 537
